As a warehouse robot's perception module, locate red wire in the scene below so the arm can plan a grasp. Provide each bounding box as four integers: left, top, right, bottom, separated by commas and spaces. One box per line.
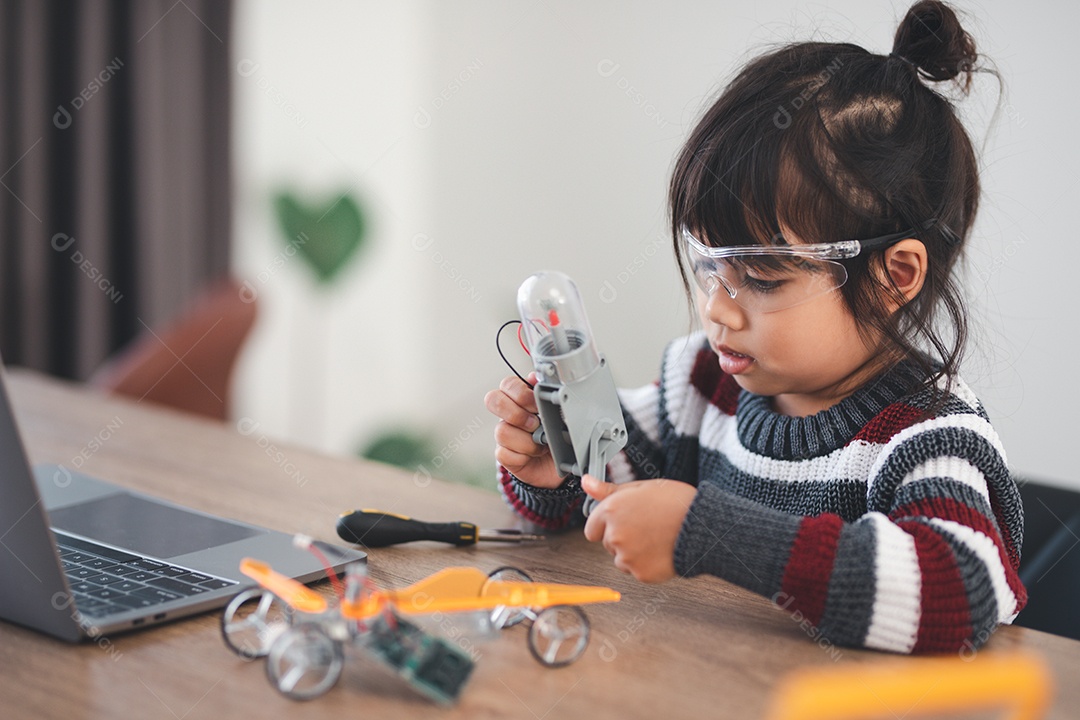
516, 323, 531, 356
305, 542, 345, 599
518, 318, 551, 356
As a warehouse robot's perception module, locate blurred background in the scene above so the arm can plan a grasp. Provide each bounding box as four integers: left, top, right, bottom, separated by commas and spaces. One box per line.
0, 0, 1074, 492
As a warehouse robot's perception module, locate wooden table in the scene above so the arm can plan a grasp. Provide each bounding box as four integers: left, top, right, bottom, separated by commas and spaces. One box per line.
3, 370, 1078, 719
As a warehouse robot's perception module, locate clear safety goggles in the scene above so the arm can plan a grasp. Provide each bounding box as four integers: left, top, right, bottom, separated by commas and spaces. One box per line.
682, 226, 916, 314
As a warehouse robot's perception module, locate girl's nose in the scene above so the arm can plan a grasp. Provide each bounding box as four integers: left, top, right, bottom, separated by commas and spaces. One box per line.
703, 287, 748, 331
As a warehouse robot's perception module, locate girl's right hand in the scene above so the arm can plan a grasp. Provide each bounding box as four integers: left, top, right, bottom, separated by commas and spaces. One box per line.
483, 373, 563, 489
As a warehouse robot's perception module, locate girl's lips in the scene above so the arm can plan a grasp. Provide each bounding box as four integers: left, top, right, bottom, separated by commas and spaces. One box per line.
716, 345, 755, 375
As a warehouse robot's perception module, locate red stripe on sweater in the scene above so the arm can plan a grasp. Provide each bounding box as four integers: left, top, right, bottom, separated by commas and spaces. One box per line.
498, 467, 577, 530
778, 513, 844, 626
893, 497, 1026, 613
689, 348, 740, 415
897, 520, 972, 653
849, 401, 925, 445
713, 374, 741, 416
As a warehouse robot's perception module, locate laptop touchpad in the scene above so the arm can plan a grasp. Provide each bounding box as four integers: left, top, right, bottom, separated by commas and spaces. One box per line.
48, 492, 262, 559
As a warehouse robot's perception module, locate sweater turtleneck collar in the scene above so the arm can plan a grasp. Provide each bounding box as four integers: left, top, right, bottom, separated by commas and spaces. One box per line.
735, 361, 924, 460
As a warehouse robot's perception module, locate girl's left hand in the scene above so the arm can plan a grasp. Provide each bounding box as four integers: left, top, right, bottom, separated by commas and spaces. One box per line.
582, 475, 698, 583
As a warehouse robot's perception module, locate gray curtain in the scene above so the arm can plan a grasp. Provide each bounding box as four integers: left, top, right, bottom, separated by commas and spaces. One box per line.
0, 0, 231, 379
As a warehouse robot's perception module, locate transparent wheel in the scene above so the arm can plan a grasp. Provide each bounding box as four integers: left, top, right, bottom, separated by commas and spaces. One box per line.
265, 624, 344, 701
220, 589, 292, 660
528, 605, 590, 667
484, 566, 533, 629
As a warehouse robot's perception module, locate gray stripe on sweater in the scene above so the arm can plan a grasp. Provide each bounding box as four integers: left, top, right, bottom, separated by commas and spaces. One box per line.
621, 408, 667, 481
699, 448, 869, 521
674, 481, 800, 596
818, 518, 878, 647
892, 477, 1001, 540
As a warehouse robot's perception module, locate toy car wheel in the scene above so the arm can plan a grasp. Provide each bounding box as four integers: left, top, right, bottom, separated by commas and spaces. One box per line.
528, 605, 590, 668
265, 624, 344, 701
485, 566, 533, 629
220, 588, 293, 660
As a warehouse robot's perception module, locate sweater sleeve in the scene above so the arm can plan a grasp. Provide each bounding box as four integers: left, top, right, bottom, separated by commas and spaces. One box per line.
674, 412, 1027, 655
497, 466, 585, 530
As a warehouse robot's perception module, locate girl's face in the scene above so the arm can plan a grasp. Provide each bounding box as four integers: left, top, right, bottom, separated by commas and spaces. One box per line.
697, 234, 887, 417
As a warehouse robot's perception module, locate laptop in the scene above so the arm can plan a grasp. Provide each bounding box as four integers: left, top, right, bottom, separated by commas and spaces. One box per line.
0, 361, 366, 642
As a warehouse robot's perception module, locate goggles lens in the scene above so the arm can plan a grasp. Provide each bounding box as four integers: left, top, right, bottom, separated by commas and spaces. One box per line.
684, 233, 849, 313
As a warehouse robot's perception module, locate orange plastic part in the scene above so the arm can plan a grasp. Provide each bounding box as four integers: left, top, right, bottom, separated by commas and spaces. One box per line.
480, 579, 621, 608
382, 567, 620, 616
239, 558, 328, 614
765, 650, 1052, 720
239, 561, 620, 620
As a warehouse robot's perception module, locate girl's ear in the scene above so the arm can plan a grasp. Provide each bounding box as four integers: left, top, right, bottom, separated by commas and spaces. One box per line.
882, 238, 928, 308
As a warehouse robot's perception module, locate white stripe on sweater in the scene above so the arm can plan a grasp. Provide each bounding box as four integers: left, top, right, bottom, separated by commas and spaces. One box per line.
619, 384, 662, 445
936, 374, 980, 412
900, 457, 991, 504
661, 335, 708, 439
698, 410, 885, 484
928, 518, 1018, 622
607, 451, 636, 485
863, 512, 921, 653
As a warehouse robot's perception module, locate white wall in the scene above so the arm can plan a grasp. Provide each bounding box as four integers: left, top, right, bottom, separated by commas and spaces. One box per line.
232, 0, 1080, 489
231, 0, 433, 456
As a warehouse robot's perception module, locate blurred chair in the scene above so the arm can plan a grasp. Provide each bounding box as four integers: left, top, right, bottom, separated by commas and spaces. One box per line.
90, 278, 257, 420
1013, 478, 1080, 641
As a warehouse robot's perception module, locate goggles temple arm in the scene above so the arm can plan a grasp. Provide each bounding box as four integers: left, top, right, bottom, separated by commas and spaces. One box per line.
856, 228, 917, 253
856, 218, 941, 253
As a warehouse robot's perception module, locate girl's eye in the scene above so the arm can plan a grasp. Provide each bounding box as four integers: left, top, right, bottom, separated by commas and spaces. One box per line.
743, 275, 784, 293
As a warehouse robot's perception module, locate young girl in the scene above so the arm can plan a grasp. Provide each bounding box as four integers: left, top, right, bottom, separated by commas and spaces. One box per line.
485, 0, 1025, 654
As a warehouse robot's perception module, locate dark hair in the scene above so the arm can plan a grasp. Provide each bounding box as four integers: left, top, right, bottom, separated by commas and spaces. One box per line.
670, 0, 984, 400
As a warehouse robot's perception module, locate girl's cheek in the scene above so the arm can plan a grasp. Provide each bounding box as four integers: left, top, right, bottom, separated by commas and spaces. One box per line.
695, 294, 710, 325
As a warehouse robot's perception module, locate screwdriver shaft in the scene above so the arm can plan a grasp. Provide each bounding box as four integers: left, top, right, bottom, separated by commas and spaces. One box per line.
477, 530, 545, 543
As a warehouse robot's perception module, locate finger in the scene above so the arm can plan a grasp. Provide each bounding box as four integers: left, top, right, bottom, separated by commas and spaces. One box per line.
583, 503, 607, 543
500, 375, 539, 414
582, 474, 619, 501
494, 446, 536, 474
494, 421, 548, 458
485, 389, 540, 433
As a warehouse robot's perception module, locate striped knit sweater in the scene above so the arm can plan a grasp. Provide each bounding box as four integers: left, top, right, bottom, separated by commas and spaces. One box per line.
499, 333, 1026, 654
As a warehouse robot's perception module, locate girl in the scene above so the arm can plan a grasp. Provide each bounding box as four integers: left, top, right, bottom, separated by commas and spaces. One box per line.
485, 0, 1024, 654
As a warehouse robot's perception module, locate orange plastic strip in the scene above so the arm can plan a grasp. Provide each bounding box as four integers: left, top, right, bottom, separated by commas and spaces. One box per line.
239, 558, 328, 614
336, 567, 622, 617
765, 651, 1051, 720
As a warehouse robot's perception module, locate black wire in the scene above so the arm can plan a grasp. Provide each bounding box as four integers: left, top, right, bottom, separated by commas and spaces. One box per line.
496, 320, 534, 388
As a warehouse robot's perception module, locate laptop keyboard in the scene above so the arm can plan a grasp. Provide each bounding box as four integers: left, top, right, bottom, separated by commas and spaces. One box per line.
55, 532, 237, 620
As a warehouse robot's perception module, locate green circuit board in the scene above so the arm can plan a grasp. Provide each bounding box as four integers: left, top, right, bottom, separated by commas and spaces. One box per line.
364, 613, 475, 704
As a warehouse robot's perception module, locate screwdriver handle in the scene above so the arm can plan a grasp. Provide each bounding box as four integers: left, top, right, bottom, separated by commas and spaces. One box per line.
336, 509, 479, 548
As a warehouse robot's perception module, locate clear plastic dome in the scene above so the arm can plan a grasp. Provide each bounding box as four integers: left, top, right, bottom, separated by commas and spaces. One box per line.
516, 271, 600, 383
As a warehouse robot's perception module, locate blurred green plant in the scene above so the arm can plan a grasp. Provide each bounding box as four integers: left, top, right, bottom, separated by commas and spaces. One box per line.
359, 429, 493, 491
273, 191, 365, 284
361, 430, 439, 470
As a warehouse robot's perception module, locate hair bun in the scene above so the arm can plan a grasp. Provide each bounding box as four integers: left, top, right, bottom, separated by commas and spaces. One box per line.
893, 0, 977, 88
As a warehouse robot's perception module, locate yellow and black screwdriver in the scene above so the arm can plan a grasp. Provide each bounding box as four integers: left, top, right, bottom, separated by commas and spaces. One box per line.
336, 509, 545, 548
